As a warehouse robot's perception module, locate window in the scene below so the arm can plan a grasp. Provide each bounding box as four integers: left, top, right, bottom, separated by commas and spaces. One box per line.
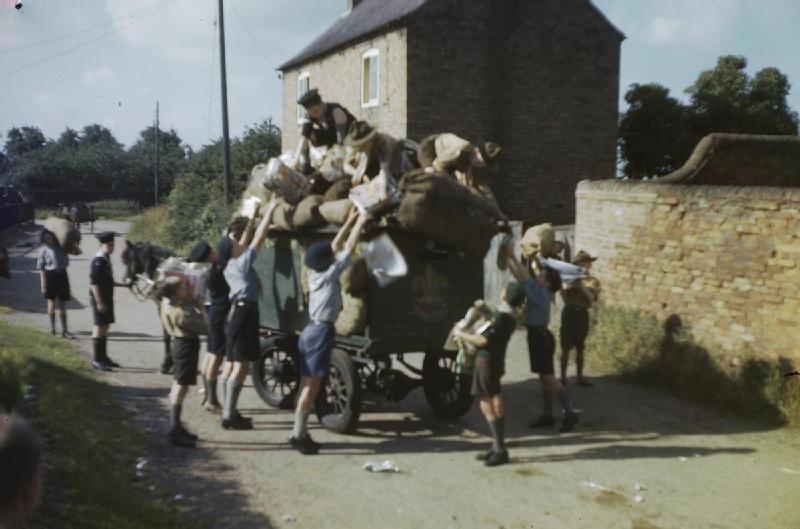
297, 71, 310, 123
361, 49, 379, 107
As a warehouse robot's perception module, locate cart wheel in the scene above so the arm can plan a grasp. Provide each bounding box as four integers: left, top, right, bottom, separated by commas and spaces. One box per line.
315, 349, 363, 434
422, 350, 473, 418
251, 336, 300, 409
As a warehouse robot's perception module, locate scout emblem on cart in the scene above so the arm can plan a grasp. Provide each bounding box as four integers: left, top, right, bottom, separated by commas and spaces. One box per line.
412, 263, 450, 322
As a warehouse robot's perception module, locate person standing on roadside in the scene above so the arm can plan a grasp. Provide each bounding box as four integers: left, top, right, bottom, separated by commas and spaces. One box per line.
36, 229, 75, 339
89, 231, 129, 371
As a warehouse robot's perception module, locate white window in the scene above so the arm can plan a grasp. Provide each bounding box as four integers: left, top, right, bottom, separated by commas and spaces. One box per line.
297, 71, 310, 123
361, 49, 379, 107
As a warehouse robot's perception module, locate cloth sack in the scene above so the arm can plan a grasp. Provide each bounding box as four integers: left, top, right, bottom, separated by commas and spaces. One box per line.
293, 195, 326, 229
520, 223, 555, 259
44, 217, 81, 255
396, 170, 497, 258
318, 199, 353, 225
323, 178, 352, 202
340, 256, 368, 295
335, 291, 366, 336
271, 199, 295, 230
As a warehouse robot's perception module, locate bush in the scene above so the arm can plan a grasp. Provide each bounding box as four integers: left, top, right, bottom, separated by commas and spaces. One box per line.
126, 205, 169, 247
0, 350, 27, 412
90, 200, 140, 219
585, 304, 800, 425
163, 173, 228, 255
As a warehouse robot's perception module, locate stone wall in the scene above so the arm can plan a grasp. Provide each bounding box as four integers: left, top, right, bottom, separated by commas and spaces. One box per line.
575, 180, 800, 363
281, 28, 408, 152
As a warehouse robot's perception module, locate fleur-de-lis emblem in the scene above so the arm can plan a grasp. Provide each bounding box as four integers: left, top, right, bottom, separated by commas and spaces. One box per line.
412, 263, 449, 322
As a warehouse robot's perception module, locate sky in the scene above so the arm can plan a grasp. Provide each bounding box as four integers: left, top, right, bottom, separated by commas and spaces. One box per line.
1, 0, 799, 150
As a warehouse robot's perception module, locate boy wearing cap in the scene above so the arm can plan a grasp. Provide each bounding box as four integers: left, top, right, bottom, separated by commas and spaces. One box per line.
292, 88, 355, 171
36, 229, 75, 339
159, 276, 209, 447
453, 282, 526, 467
504, 243, 579, 432
289, 208, 368, 454
220, 202, 279, 430
344, 121, 415, 193
89, 231, 130, 371
560, 251, 601, 386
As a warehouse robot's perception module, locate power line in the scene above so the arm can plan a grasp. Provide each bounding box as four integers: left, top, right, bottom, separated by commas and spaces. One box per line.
204, 13, 218, 142
230, 0, 279, 71
0, 0, 173, 80
0, 1, 171, 55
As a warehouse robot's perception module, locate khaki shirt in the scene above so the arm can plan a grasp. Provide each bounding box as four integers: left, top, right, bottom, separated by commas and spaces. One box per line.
560, 276, 600, 309
161, 299, 209, 338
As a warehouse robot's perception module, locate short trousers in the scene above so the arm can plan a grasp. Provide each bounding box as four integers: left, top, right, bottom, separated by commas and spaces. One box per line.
172, 337, 200, 386
44, 269, 71, 301
298, 321, 335, 378
90, 292, 115, 325
225, 299, 260, 362
206, 302, 229, 356
471, 355, 504, 397
527, 326, 555, 375
560, 304, 590, 352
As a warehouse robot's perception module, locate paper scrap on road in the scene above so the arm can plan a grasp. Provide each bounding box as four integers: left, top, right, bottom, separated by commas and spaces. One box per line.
781, 467, 800, 475
581, 480, 611, 492
633, 495, 645, 503
363, 460, 400, 473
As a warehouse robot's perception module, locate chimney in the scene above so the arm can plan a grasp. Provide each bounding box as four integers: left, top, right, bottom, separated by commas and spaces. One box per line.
348, 0, 362, 11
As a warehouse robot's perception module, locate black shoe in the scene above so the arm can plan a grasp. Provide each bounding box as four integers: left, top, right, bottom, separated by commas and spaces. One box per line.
233, 411, 253, 424
176, 424, 198, 441
222, 415, 253, 430
159, 364, 174, 375
289, 435, 320, 455
168, 428, 196, 448
91, 360, 113, 372
484, 450, 509, 467
529, 415, 556, 428
475, 448, 494, 461
559, 412, 579, 432
105, 357, 121, 368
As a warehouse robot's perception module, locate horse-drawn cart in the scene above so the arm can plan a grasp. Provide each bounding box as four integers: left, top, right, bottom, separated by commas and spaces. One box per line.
250, 227, 483, 433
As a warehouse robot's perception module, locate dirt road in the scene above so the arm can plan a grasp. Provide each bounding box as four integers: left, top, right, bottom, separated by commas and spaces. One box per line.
2, 220, 799, 529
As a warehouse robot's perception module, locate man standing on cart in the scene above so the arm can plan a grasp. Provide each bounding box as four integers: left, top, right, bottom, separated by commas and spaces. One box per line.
289, 208, 368, 454
291, 88, 355, 172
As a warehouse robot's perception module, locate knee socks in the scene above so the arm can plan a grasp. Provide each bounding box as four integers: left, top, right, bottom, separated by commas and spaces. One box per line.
60, 312, 68, 335
48, 312, 56, 334
92, 337, 107, 363
556, 389, 574, 415
488, 416, 506, 453
292, 409, 310, 440
170, 404, 182, 430
223, 378, 243, 420
576, 346, 585, 379
560, 352, 569, 381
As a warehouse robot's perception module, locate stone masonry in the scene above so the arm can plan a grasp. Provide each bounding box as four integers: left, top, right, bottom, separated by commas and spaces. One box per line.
574, 179, 800, 364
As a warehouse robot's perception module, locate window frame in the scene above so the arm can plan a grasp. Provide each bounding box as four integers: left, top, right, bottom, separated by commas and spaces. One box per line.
361, 48, 380, 108
297, 71, 310, 124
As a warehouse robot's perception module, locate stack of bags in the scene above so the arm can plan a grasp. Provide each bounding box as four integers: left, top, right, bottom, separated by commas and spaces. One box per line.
44, 217, 81, 255
155, 257, 209, 301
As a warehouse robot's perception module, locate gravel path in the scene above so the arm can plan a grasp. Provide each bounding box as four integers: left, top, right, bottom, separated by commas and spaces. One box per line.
2, 220, 798, 529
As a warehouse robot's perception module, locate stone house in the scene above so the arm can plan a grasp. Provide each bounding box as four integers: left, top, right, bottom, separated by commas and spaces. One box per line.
279, 0, 623, 225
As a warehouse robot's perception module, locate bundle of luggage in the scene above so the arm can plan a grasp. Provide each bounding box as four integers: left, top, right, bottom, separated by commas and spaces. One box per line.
43, 217, 81, 255
238, 130, 507, 260
152, 257, 209, 302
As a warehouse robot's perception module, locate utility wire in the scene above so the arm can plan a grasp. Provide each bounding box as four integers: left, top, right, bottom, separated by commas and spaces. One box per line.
230, 0, 279, 71
0, 0, 173, 80
204, 13, 218, 142
0, 1, 171, 55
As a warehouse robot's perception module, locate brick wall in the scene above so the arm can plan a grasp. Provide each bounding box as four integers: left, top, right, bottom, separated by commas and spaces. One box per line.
575, 179, 800, 364
281, 28, 408, 152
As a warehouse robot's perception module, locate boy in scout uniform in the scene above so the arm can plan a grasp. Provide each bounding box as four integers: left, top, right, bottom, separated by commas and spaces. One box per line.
291, 88, 355, 172
36, 229, 75, 339
220, 201, 279, 430
89, 231, 129, 371
159, 276, 209, 448
560, 251, 601, 386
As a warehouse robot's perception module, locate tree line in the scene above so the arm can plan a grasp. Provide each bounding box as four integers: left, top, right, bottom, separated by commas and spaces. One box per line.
0, 118, 281, 199
619, 55, 799, 179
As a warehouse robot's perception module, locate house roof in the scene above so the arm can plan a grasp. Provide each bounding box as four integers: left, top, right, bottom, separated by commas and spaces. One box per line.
278, 0, 427, 71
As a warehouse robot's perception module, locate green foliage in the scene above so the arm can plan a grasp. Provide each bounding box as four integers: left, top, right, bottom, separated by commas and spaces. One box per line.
619, 55, 800, 179
126, 126, 187, 196
0, 349, 27, 412
126, 205, 169, 248
586, 305, 800, 425
164, 173, 227, 254
89, 200, 140, 219
0, 321, 194, 528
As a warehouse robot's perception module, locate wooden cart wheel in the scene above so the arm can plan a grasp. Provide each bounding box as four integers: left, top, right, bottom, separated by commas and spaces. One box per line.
251, 336, 300, 409
422, 350, 474, 418
315, 349, 363, 434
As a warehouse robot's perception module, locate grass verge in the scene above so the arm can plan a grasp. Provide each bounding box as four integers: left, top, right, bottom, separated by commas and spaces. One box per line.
0, 305, 15, 315
126, 205, 170, 247
585, 305, 800, 426
0, 321, 194, 529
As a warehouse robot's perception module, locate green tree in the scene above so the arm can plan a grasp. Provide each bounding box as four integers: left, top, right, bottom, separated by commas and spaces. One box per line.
127, 126, 187, 197
619, 55, 799, 179
4, 126, 46, 157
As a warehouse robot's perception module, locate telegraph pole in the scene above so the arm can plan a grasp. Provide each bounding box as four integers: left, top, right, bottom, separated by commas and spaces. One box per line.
218, 0, 232, 207
154, 101, 160, 204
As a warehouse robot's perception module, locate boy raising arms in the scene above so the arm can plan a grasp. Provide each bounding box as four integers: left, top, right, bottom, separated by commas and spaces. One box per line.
159, 276, 209, 447
453, 282, 527, 467
289, 208, 368, 454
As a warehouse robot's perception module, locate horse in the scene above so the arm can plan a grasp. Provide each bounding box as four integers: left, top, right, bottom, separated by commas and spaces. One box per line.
121, 240, 176, 374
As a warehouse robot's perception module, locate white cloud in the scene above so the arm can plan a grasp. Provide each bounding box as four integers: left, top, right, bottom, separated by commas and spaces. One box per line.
643, 0, 742, 46
648, 17, 684, 45
82, 65, 115, 86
